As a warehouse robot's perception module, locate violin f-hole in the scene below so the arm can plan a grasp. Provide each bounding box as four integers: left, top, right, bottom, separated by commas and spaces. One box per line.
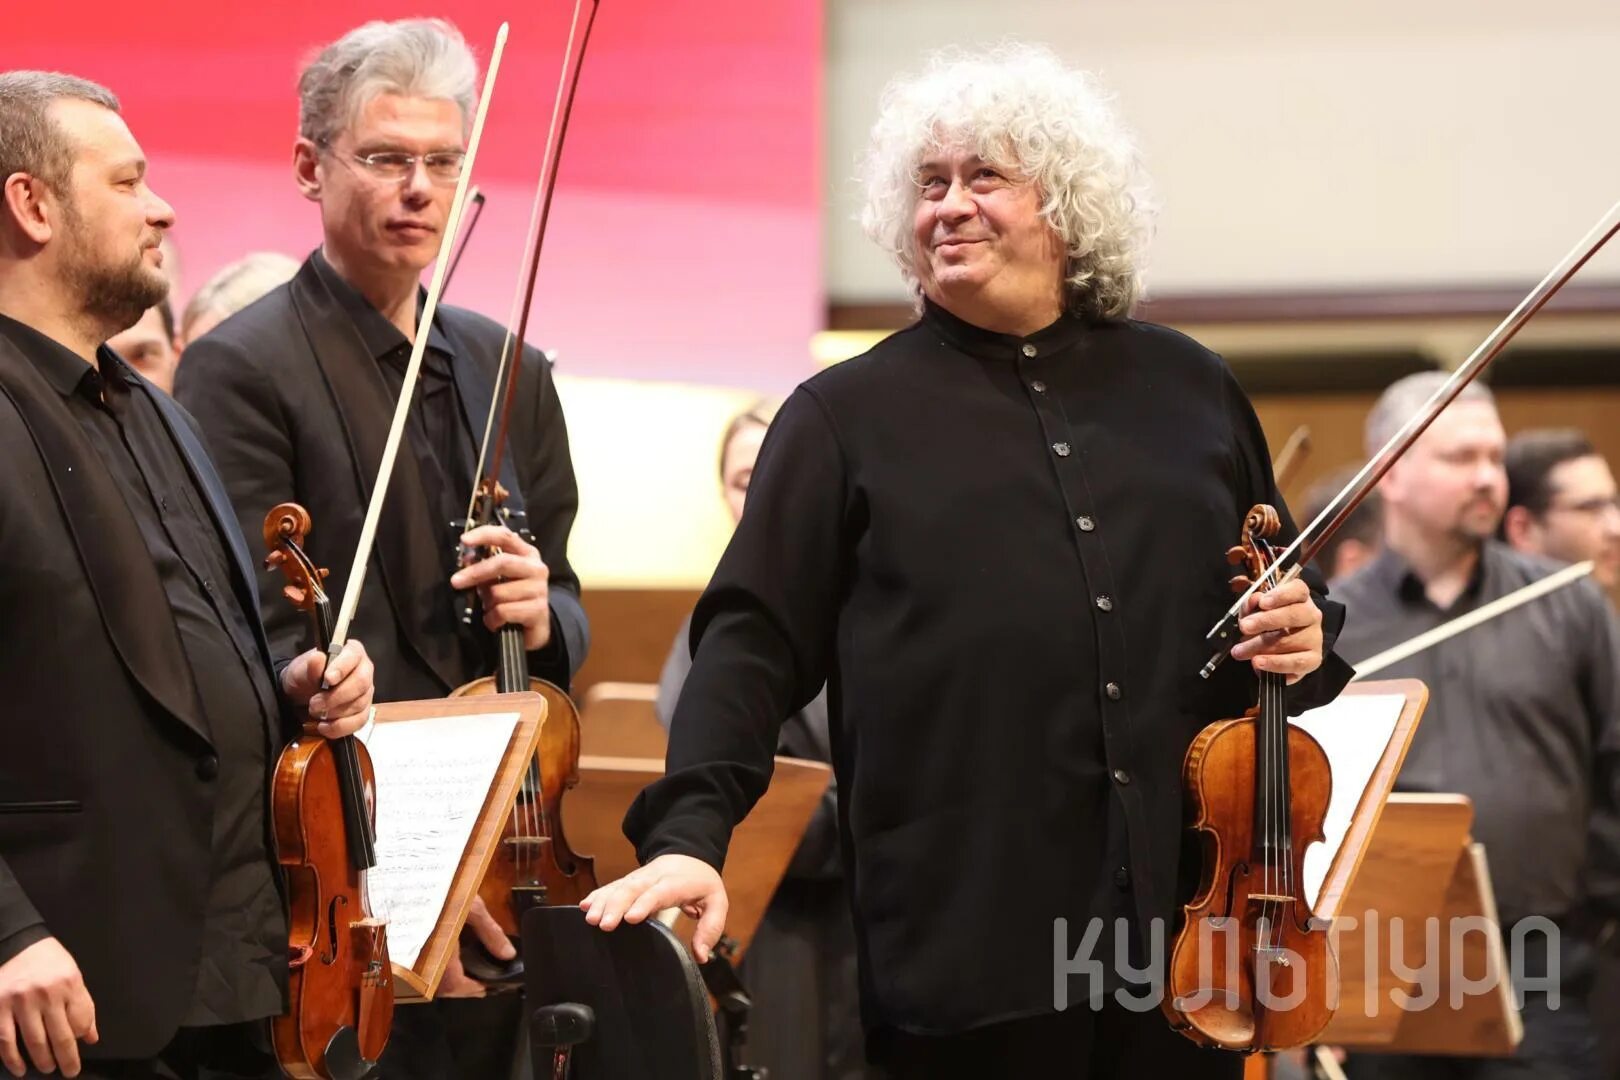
321, 895, 348, 965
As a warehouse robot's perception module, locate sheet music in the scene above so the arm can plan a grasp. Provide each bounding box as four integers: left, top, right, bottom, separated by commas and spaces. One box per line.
1292, 694, 1404, 911
357, 710, 520, 969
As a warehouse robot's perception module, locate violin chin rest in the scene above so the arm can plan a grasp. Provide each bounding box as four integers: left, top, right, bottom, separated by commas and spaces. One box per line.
322, 1025, 377, 1080
1173, 993, 1257, 1051
459, 940, 527, 988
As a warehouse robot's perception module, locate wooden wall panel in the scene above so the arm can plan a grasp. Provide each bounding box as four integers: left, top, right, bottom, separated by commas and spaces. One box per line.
574, 587, 703, 700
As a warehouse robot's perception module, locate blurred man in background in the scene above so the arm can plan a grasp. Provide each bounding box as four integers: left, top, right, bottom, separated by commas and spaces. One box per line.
105, 296, 179, 392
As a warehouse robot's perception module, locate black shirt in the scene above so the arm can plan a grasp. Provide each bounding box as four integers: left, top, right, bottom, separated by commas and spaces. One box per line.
624, 301, 1353, 1035
309, 251, 548, 687
4, 316, 285, 1025
1331, 542, 1620, 927
311, 250, 471, 573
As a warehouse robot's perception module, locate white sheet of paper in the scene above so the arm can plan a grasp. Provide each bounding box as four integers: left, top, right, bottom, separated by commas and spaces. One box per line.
1291, 694, 1405, 912
357, 710, 520, 969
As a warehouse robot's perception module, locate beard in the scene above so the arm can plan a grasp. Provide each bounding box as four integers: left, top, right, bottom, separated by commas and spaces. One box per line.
1451, 493, 1505, 543
57, 197, 169, 335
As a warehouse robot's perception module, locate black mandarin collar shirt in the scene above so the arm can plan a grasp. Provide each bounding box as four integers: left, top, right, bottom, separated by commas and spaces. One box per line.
625, 300, 1353, 1035
310, 250, 488, 660
0, 314, 286, 1025
1332, 542, 1620, 928
310, 249, 469, 532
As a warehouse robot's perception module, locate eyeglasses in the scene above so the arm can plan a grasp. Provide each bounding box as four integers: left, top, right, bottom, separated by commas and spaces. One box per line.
1545, 494, 1620, 517
334, 148, 467, 185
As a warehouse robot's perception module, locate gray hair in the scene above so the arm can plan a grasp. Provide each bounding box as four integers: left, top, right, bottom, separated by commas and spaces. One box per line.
1365, 370, 1495, 458
858, 43, 1156, 321
0, 71, 120, 196
181, 251, 300, 340
297, 19, 477, 148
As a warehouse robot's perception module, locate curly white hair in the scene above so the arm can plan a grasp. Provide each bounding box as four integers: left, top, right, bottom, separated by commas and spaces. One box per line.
858, 43, 1156, 321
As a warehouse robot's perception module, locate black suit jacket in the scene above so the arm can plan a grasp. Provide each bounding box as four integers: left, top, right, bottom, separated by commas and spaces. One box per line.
0, 331, 285, 1058
175, 254, 588, 701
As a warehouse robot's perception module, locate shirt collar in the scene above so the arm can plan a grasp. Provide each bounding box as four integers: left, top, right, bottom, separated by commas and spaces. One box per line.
919, 297, 1094, 362
1364, 541, 1494, 609
0, 311, 128, 401
311, 248, 456, 366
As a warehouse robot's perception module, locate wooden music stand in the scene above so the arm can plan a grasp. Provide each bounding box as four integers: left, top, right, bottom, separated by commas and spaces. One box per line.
1299, 678, 1429, 928
567, 753, 832, 957
1316, 794, 1478, 1046
359, 692, 546, 1001
1306, 681, 1521, 1056
1372, 841, 1522, 1055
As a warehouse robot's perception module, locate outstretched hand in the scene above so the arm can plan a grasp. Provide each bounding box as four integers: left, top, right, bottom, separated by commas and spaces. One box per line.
579, 854, 729, 962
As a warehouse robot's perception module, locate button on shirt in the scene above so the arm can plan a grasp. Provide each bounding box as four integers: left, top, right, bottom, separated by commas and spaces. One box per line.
1331, 543, 1620, 926
625, 301, 1351, 1035
12, 319, 286, 1025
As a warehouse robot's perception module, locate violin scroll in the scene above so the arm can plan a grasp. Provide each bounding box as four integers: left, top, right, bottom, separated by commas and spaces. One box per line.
264, 502, 330, 614
1225, 504, 1282, 594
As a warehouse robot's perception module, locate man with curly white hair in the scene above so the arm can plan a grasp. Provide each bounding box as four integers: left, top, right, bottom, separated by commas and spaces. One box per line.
585, 44, 1352, 1077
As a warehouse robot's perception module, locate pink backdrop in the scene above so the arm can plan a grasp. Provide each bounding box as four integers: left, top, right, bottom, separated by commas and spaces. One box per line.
10, 1, 824, 389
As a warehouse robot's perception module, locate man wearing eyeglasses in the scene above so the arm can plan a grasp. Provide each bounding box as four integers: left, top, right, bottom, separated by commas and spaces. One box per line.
1502, 429, 1620, 594
175, 17, 589, 1080
1501, 428, 1620, 1080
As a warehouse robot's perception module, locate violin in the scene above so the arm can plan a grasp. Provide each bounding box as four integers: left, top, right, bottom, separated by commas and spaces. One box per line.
1164, 504, 1336, 1051
1164, 194, 1620, 1055
452, 0, 602, 947
453, 489, 597, 931
264, 503, 393, 1079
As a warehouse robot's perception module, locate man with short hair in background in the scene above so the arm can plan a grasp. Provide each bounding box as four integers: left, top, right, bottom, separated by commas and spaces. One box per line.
1502, 428, 1620, 591
105, 296, 179, 392
1501, 427, 1620, 1079
1333, 375, 1620, 1080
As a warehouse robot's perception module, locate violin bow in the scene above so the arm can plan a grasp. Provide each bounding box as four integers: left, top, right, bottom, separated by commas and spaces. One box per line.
442, 186, 486, 295
326, 22, 510, 662
1271, 424, 1311, 492
466, 0, 600, 523
1202, 195, 1620, 678
1349, 560, 1594, 681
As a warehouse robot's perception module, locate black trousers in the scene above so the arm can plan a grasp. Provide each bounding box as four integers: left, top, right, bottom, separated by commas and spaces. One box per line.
736, 877, 877, 1080
1346, 989, 1598, 1079
373, 993, 523, 1080
1592, 944, 1620, 1079
24, 1021, 276, 1080
1348, 931, 1604, 1080
866, 999, 1246, 1080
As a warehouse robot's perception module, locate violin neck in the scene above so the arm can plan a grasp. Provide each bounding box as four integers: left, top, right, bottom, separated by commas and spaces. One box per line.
465, 485, 532, 695
1253, 670, 1293, 862
311, 596, 378, 871
495, 623, 529, 694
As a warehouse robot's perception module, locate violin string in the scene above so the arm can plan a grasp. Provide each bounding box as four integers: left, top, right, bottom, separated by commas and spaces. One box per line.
1264, 665, 1275, 957
1281, 670, 1293, 902
1272, 667, 1283, 956
505, 628, 539, 880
